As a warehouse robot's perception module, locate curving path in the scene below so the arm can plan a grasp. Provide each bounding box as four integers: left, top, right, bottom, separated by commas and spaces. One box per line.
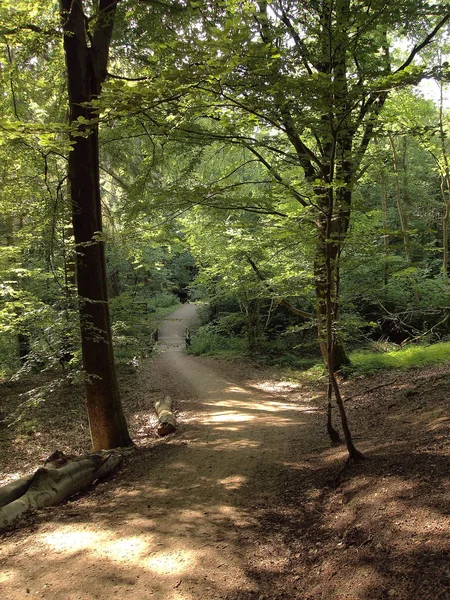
0, 304, 325, 600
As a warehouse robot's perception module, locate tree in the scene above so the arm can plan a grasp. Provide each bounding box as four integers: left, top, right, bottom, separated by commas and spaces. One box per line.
116, 1, 448, 459
121, 2, 448, 367
60, 0, 132, 450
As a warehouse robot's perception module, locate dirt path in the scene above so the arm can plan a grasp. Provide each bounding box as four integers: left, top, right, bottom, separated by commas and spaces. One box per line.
0, 304, 326, 600
3, 305, 450, 599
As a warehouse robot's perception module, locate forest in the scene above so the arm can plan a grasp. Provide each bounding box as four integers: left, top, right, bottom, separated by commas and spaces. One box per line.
1, 2, 450, 599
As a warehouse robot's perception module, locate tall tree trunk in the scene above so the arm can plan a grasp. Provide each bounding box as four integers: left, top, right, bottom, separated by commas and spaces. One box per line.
438, 77, 450, 284
323, 189, 363, 462
374, 137, 390, 285
314, 203, 351, 372
388, 133, 411, 262
60, 0, 132, 450
380, 168, 390, 285
5, 215, 31, 363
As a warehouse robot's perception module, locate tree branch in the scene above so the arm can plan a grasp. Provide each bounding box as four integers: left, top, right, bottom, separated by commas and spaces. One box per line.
245, 145, 309, 207
394, 13, 450, 75
247, 256, 313, 319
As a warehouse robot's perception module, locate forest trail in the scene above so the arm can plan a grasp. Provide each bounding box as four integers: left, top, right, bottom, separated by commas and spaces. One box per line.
0, 304, 326, 600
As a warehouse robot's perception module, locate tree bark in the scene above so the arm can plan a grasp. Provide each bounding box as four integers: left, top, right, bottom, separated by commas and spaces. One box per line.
60, 0, 132, 450
314, 209, 351, 372
155, 396, 176, 436
326, 379, 342, 444
438, 76, 450, 284
0, 451, 122, 530
323, 188, 363, 462
380, 167, 390, 285
388, 133, 411, 262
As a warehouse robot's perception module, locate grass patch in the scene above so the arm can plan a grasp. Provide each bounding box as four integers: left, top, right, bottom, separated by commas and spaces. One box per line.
347, 341, 450, 375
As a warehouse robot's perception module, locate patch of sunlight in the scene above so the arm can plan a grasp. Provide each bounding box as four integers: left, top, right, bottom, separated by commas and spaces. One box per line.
118, 489, 142, 497
225, 385, 252, 394
250, 400, 305, 412
179, 509, 208, 520
41, 528, 106, 552
194, 438, 261, 449
212, 425, 242, 431
144, 549, 195, 575
168, 461, 192, 471
101, 537, 149, 560
214, 504, 258, 526
40, 527, 151, 563
215, 439, 262, 449
218, 475, 248, 490
0, 570, 16, 584
0, 471, 27, 486
252, 381, 300, 393
205, 398, 307, 413
392, 507, 450, 533
200, 412, 255, 424
37, 527, 201, 577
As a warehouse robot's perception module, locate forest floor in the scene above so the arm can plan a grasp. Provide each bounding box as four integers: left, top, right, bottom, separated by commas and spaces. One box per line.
1, 303, 450, 600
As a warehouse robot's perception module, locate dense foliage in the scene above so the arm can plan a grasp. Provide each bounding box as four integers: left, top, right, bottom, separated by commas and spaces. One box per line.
0, 1, 449, 451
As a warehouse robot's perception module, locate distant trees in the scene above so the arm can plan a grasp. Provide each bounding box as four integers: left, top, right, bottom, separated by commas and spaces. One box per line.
124, 1, 448, 459
149, 1, 448, 376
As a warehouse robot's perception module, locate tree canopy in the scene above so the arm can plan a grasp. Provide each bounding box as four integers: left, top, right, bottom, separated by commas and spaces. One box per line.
0, 0, 449, 455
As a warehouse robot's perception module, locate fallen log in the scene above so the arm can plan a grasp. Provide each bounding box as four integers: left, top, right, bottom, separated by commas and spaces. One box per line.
0, 450, 122, 531
0, 473, 35, 508
155, 395, 176, 436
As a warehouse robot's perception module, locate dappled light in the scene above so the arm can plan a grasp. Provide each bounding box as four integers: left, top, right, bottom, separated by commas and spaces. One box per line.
218, 475, 249, 490
0, 305, 324, 599
0, 570, 15, 584
144, 550, 196, 576
200, 412, 255, 424
41, 528, 150, 562
2, 303, 450, 600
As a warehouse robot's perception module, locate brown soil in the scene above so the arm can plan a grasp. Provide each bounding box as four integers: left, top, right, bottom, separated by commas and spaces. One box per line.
1, 304, 450, 600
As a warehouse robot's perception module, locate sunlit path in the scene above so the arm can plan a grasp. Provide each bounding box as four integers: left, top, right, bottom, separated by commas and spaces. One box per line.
0, 304, 324, 600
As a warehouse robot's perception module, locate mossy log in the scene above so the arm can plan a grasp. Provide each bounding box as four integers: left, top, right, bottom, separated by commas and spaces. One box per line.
155, 395, 176, 436
0, 450, 122, 531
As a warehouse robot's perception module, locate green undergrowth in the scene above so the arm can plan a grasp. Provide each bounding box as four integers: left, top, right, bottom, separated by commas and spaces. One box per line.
301, 341, 450, 379
111, 292, 180, 367
189, 327, 450, 379
188, 330, 247, 357
346, 340, 450, 375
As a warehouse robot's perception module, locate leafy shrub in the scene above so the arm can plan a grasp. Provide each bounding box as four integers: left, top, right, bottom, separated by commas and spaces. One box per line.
0, 334, 20, 378
148, 292, 180, 311
188, 326, 247, 356
110, 291, 179, 367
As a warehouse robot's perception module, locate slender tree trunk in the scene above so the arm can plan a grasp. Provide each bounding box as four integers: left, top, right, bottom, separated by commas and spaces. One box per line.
315, 206, 351, 372
380, 168, 390, 285
374, 137, 390, 285
442, 192, 450, 284
6, 215, 31, 363
438, 77, 450, 284
388, 133, 410, 262
326, 379, 342, 444
60, 0, 132, 450
323, 188, 363, 462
